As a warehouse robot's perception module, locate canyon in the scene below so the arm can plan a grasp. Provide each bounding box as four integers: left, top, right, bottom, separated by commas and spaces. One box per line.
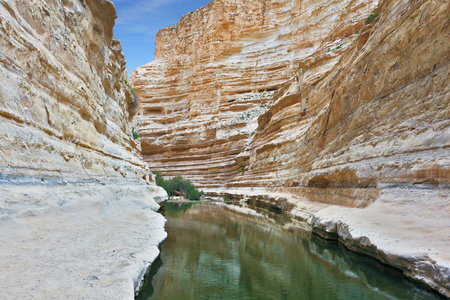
0, 0, 166, 298
131, 0, 449, 296
0, 0, 448, 298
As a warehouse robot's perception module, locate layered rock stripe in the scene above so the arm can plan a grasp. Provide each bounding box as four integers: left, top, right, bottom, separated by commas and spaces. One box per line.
1, 0, 145, 182
132, 0, 449, 192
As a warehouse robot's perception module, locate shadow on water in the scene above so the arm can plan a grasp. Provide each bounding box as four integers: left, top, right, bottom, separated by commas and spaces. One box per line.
136, 202, 445, 300
136, 255, 163, 300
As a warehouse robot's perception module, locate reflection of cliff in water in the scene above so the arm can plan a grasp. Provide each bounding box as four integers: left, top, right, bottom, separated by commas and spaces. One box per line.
307, 235, 442, 299
138, 203, 442, 300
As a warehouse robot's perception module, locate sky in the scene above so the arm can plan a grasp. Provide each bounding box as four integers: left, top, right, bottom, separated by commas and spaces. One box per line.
109, 0, 212, 75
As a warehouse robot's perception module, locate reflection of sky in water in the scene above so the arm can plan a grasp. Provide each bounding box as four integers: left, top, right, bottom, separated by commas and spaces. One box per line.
137, 203, 443, 300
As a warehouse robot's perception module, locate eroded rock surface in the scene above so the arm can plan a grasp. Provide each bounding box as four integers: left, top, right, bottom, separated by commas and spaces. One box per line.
132, 0, 449, 296
0, 184, 167, 299
132, 0, 448, 192
1, 0, 144, 180
0, 0, 166, 298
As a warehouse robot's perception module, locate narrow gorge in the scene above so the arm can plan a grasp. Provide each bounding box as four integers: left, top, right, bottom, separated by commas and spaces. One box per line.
0, 0, 448, 298
131, 0, 449, 296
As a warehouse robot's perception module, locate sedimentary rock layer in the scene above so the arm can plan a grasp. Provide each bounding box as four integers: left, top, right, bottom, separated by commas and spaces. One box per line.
0, 0, 144, 182
0, 0, 166, 298
132, 0, 449, 296
132, 0, 448, 192
131, 0, 380, 187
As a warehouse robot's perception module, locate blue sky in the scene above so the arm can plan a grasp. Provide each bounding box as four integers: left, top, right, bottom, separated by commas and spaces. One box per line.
109, 0, 211, 75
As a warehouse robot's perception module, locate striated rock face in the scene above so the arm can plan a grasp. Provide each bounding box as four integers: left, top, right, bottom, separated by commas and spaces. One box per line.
0, 0, 143, 182
131, 0, 381, 189
132, 0, 448, 193
132, 0, 449, 295
0, 0, 166, 298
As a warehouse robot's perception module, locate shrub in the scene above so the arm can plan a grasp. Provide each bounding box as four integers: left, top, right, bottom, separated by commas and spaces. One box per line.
132, 131, 139, 140
124, 80, 136, 94
152, 171, 204, 200
366, 11, 379, 23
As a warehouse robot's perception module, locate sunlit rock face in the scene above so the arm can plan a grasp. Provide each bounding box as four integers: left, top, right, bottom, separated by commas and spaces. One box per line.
0, 0, 166, 298
0, 0, 145, 182
132, 0, 448, 193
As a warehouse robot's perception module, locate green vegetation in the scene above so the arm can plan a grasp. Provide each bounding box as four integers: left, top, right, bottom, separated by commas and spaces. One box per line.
241, 165, 246, 175
153, 171, 204, 200
356, 30, 359, 34
124, 80, 137, 95
132, 131, 139, 140
236, 101, 272, 122
327, 42, 346, 53
366, 11, 379, 23
124, 80, 139, 109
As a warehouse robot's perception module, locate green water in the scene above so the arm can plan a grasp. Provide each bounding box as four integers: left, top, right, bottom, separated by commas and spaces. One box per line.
137, 202, 443, 300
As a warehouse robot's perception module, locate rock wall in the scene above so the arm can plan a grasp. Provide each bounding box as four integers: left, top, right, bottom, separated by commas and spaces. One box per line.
131, 0, 449, 296
131, 0, 379, 189
0, 0, 166, 298
132, 0, 448, 193
0, 0, 145, 182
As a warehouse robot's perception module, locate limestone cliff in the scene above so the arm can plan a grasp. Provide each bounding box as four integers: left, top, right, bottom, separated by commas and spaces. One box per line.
0, 0, 146, 182
0, 0, 166, 298
132, 0, 449, 296
133, 0, 448, 192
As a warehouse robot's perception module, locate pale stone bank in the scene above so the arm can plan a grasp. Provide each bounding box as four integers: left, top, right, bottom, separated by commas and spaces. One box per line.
131, 0, 449, 296
0, 0, 167, 298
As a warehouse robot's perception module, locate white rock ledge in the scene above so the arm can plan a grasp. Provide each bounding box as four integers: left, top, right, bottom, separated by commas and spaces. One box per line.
204, 187, 450, 297
0, 182, 168, 299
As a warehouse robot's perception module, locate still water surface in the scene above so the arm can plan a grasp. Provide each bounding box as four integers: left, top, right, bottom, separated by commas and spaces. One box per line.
137, 202, 443, 300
